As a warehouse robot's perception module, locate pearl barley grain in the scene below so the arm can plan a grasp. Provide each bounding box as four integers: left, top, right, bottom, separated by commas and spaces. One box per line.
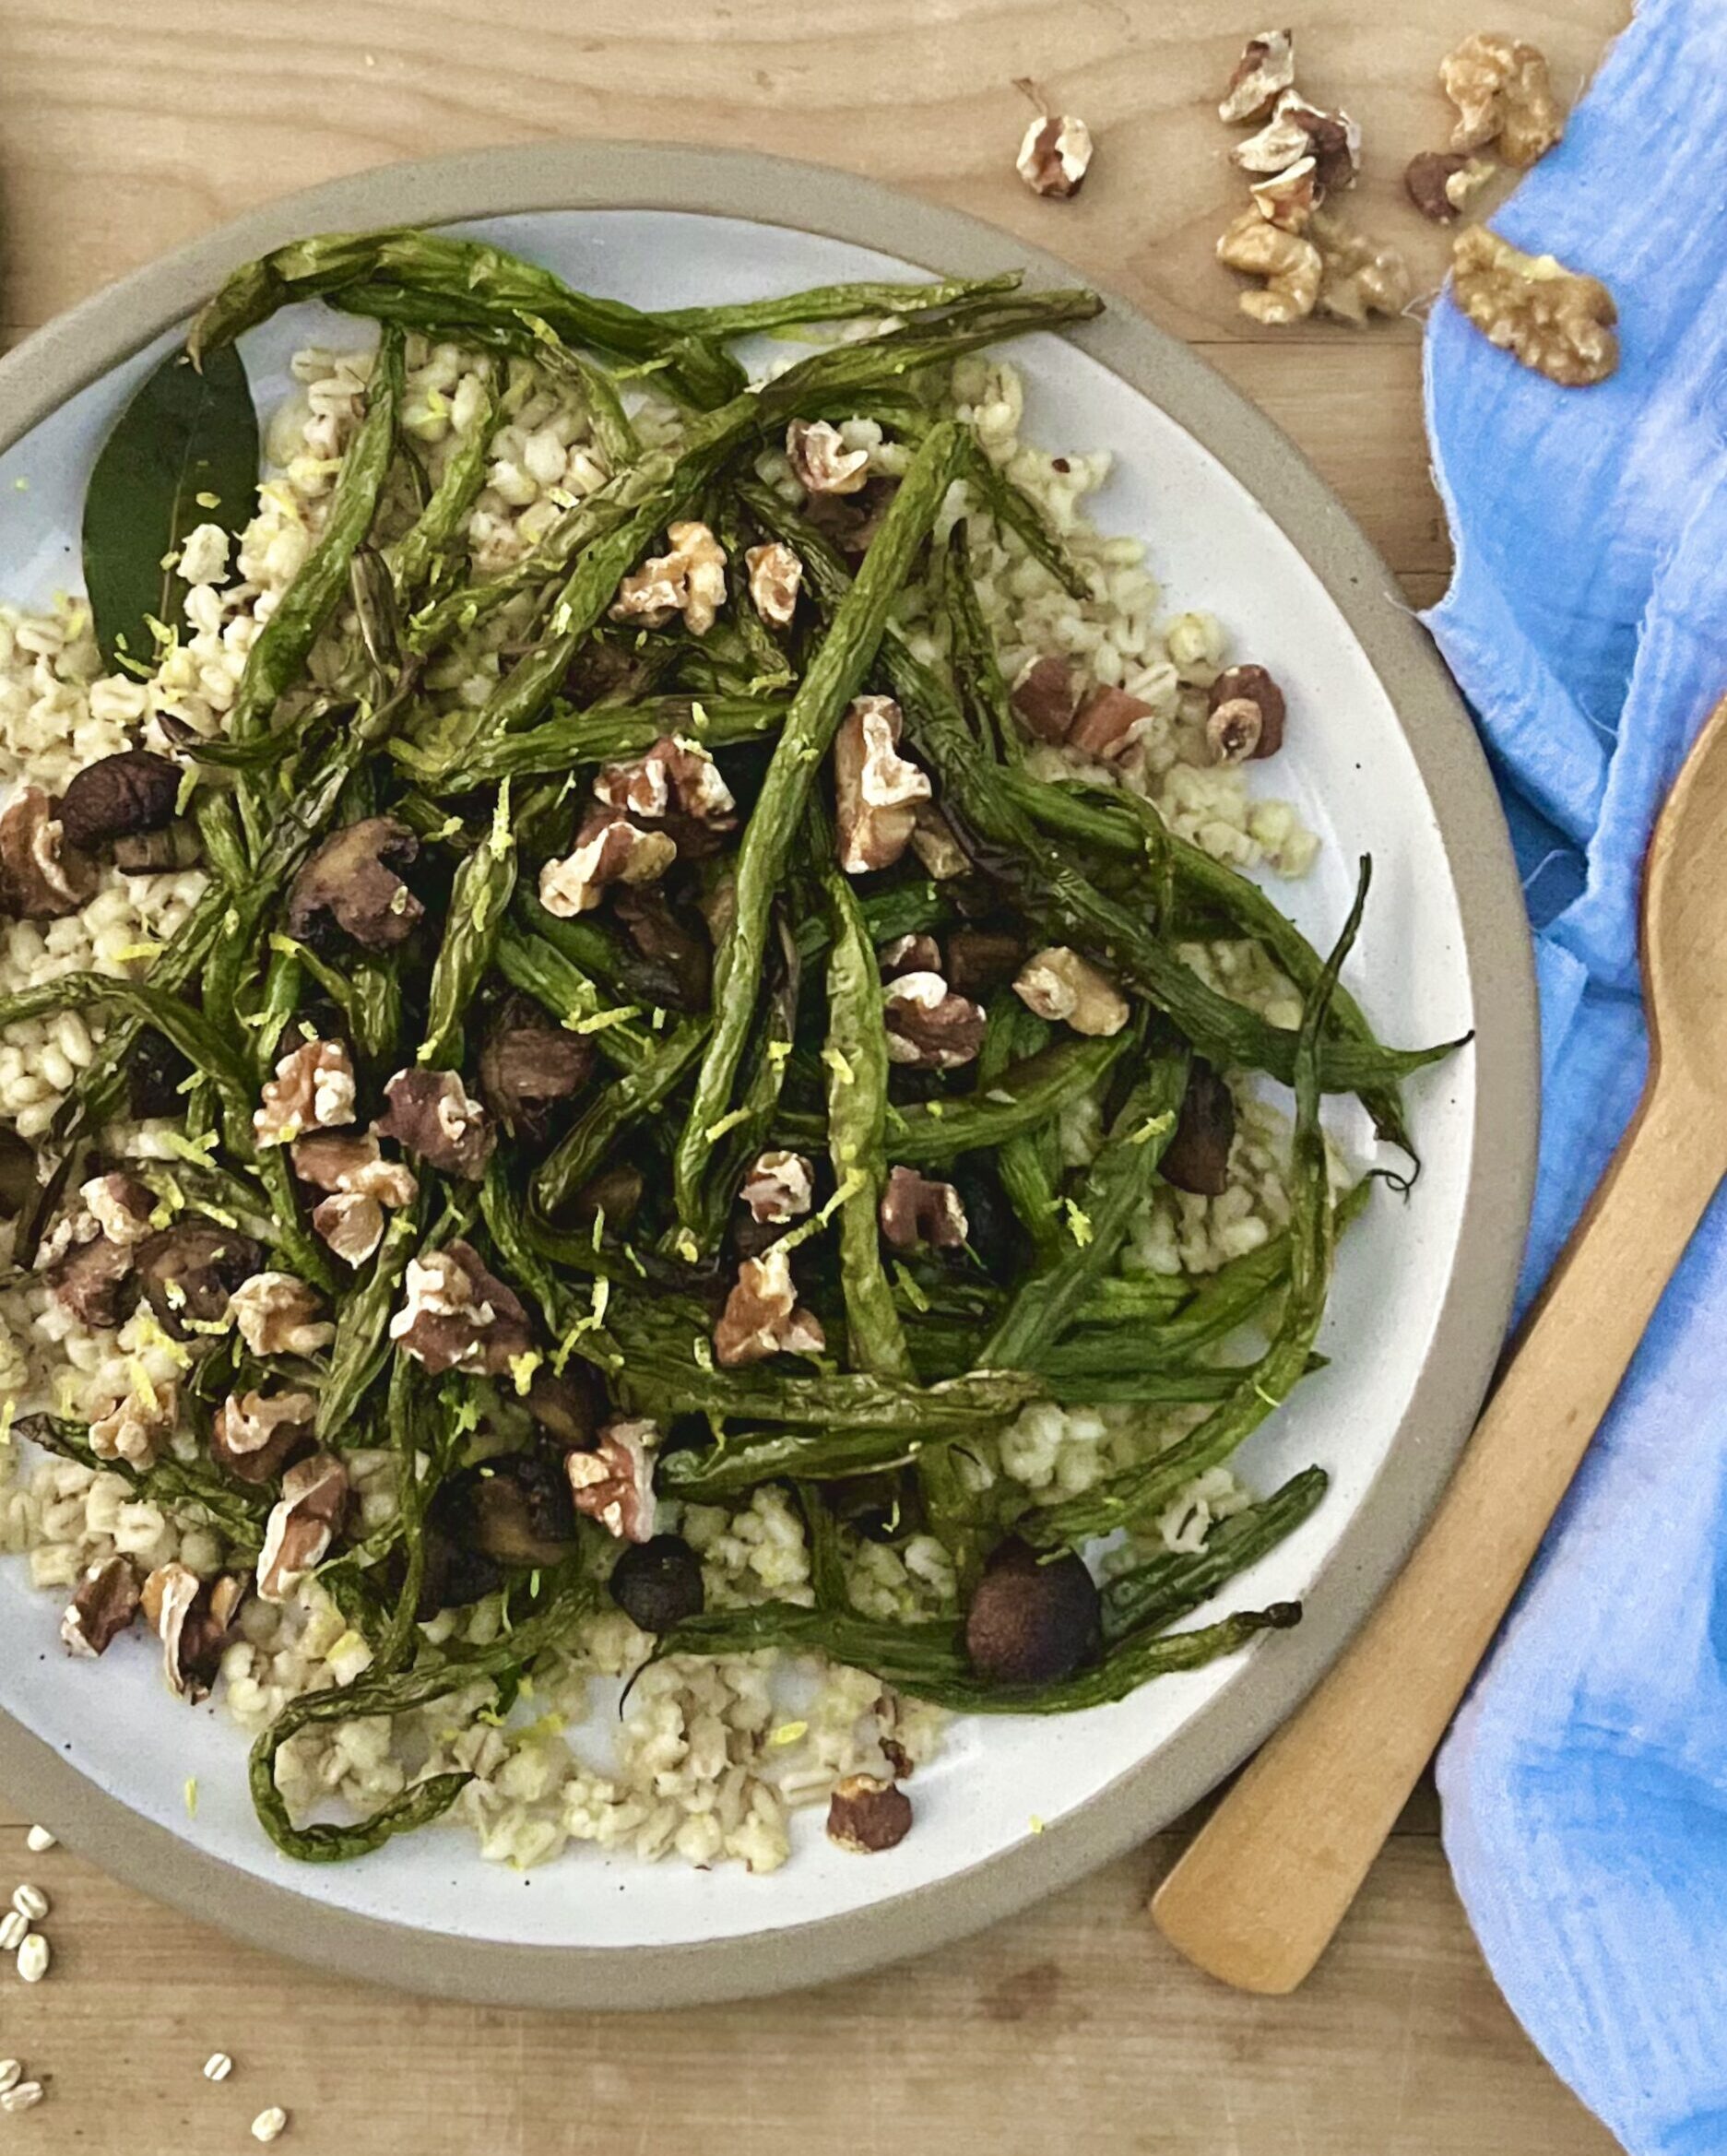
252, 2104, 289, 2142
0, 1911, 27, 1952
24, 1828, 55, 1854
203, 2053, 234, 2083
12, 1884, 48, 1922
0, 2081, 42, 2115
17, 1931, 49, 1982
0, 2061, 19, 2094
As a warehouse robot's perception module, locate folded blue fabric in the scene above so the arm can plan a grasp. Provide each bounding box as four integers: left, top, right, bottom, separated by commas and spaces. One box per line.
1423, 5, 1727, 2150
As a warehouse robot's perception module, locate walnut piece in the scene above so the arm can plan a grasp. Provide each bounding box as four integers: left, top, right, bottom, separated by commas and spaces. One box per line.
373, 1067, 495, 1180
594, 735, 736, 831
745, 540, 803, 628
211, 1388, 316, 1484
1404, 148, 1496, 222
1010, 654, 1081, 743
1207, 698, 1267, 764
290, 1132, 417, 1207
538, 813, 678, 918
0, 786, 97, 919
1013, 947, 1130, 1037
45, 1231, 136, 1331
1450, 226, 1617, 387
1215, 210, 1321, 326
1208, 665, 1286, 758
1218, 30, 1296, 124
1274, 93, 1361, 193
714, 1241, 827, 1367
257, 1451, 349, 1604
827, 1772, 913, 1854
609, 520, 727, 636
1310, 208, 1412, 325
89, 1377, 178, 1468
881, 971, 987, 1070
1069, 685, 1156, 761
254, 1037, 357, 1147
61, 1554, 141, 1658
1249, 155, 1319, 233
1012, 79, 1094, 199
739, 1150, 814, 1225
229, 1272, 335, 1357
387, 1240, 533, 1377
834, 695, 931, 874
565, 1419, 657, 1544
909, 804, 969, 880
879, 1166, 969, 1252
785, 419, 870, 497
1232, 109, 1315, 175
878, 932, 942, 979
140, 1562, 246, 1701
287, 817, 423, 954
80, 1172, 156, 1247
1440, 32, 1564, 167
313, 1191, 384, 1266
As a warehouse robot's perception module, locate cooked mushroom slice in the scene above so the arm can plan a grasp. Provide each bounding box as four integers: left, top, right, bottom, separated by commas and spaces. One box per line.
714, 1242, 826, 1367
256, 1452, 350, 1603
126, 1029, 195, 1119
1159, 1059, 1236, 1198
56, 750, 182, 852
60, 1554, 141, 1658
879, 1166, 969, 1252
523, 1364, 604, 1450
286, 816, 424, 952
0, 1127, 36, 1219
608, 1533, 705, 1632
945, 927, 1025, 1001
228, 1272, 336, 1357
826, 1773, 913, 1854
135, 1225, 266, 1334
112, 821, 202, 874
414, 1522, 504, 1618
478, 1001, 596, 1137
454, 1451, 578, 1568
210, 1388, 317, 1484
373, 1067, 495, 1180
564, 1418, 658, 1543
140, 1561, 248, 1700
559, 1160, 645, 1235
964, 1537, 1102, 1684
0, 785, 97, 918
611, 885, 712, 1011
44, 1232, 136, 1330
387, 1240, 533, 1377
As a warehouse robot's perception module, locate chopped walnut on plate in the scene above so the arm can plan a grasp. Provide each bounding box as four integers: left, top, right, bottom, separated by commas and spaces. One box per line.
714, 1242, 826, 1367
834, 694, 932, 873
610, 519, 728, 635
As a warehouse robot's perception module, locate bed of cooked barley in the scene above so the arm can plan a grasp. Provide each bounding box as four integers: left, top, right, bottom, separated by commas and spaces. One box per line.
0, 322, 1317, 1875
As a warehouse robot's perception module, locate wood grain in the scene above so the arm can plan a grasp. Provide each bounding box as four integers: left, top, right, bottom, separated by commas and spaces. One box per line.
0, 0, 1628, 2146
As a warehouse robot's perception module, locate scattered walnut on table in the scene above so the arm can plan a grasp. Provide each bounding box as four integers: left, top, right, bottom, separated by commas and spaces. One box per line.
878, 1166, 969, 1252
1013, 947, 1130, 1037
1218, 30, 1296, 125
1011, 77, 1094, 199
745, 539, 803, 628
1309, 208, 1412, 326
826, 1773, 913, 1854
881, 971, 987, 1070
1215, 210, 1321, 326
256, 1452, 350, 1604
1274, 93, 1361, 193
565, 1419, 659, 1543
1404, 148, 1496, 222
1232, 108, 1314, 175
714, 1241, 826, 1368
609, 519, 728, 636
834, 694, 931, 874
1439, 31, 1564, 168
538, 812, 678, 918
1449, 226, 1617, 386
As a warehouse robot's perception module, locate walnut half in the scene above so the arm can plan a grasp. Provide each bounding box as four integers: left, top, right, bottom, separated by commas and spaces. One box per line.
1310, 209, 1411, 326
1450, 227, 1618, 388
1439, 32, 1564, 169
1215, 211, 1320, 326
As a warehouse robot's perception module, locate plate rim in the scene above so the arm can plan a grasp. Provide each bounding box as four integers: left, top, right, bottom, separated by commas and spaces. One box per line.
0, 140, 1539, 2009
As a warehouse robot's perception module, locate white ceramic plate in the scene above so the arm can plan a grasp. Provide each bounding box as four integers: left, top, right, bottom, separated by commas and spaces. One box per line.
0, 148, 1536, 2007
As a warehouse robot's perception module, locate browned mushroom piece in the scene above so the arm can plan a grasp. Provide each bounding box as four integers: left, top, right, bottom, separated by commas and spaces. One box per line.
565, 1418, 658, 1543
209, 1388, 317, 1485
373, 1067, 495, 1180
564, 638, 656, 710
557, 1159, 645, 1235
0, 1128, 36, 1219
826, 1773, 914, 1854
60, 1554, 141, 1658
286, 817, 424, 952
477, 1001, 596, 1137
944, 926, 1025, 1001
804, 477, 898, 559
611, 884, 713, 1011
881, 972, 987, 1070
0, 785, 97, 918
878, 1166, 970, 1252
1010, 654, 1081, 744
387, 1240, 533, 1377
112, 822, 202, 874
1159, 1059, 1237, 1198
608, 1533, 705, 1631
133, 1224, 264, 1335
44, 1232, 136, 1330
524, 1364, 604, 1451
140, 1562, 248, 1700
964, 1537, 1102, 1684
457, 1452, 578, 1568
56, 750, 182, 852
256, 1452, 350, 1603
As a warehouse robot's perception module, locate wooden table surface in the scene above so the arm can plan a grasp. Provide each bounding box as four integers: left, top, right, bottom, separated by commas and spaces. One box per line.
0, 1, 1629, 2149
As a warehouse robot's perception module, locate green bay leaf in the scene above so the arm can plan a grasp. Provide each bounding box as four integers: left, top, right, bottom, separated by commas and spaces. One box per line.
81, 342, 259, 672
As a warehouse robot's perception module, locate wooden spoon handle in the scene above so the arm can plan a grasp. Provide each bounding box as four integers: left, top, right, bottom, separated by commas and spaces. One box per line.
1151, 1069, 1721, 1995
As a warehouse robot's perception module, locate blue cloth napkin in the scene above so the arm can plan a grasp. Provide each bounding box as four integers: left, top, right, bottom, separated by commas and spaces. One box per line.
1422, 5, 1727, 2150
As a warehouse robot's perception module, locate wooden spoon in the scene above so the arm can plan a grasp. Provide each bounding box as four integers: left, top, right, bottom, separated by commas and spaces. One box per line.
1151, 691, 1727, 1996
